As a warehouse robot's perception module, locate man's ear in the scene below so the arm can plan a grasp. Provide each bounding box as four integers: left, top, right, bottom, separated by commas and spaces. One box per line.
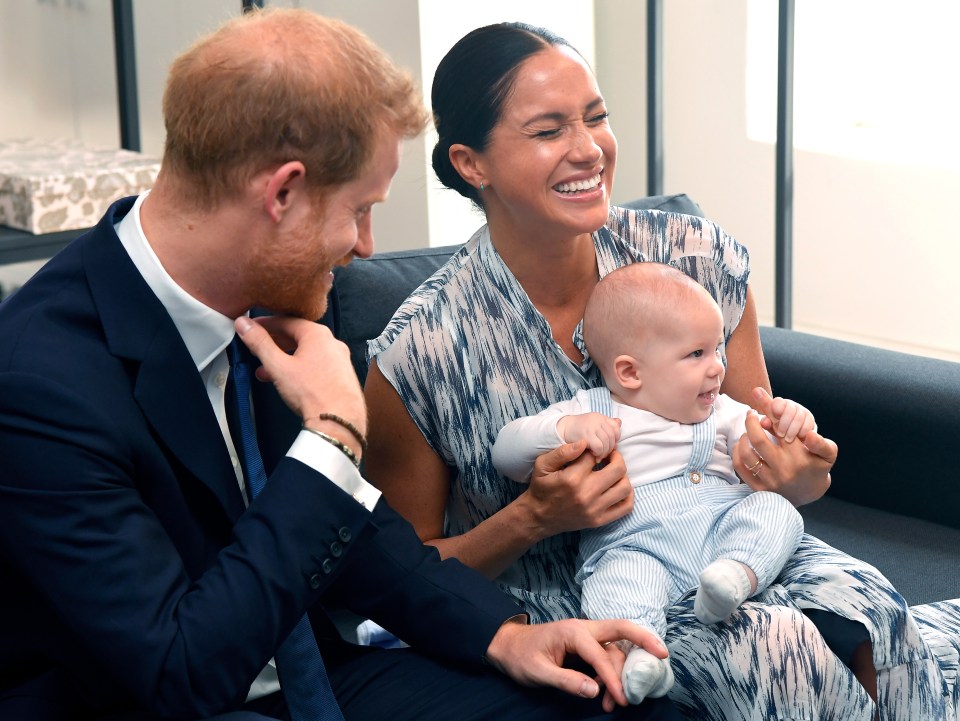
449, 144, 486, 191
613, 354, 642, 390
262, 161, 307, 223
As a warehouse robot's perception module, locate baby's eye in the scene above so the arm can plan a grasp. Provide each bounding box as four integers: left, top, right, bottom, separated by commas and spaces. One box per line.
690, 349, 704, 358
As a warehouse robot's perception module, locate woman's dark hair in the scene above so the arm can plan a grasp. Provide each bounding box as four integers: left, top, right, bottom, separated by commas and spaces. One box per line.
431, 22, 575, 209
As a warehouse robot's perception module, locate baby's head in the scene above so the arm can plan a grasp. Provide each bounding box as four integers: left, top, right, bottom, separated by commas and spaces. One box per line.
583, 263, 726, 424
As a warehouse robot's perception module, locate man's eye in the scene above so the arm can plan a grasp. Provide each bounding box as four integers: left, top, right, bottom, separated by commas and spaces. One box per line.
535, 128, 561, 138
588, 111, 610, 124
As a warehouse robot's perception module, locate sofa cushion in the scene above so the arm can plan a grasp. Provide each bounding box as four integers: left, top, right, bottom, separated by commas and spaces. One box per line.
324, 193, 705, 385
799, 496, 960, 605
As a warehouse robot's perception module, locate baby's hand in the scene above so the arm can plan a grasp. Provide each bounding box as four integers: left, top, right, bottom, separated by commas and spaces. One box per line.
557, 413, 621, 459
763, 395, 816, 443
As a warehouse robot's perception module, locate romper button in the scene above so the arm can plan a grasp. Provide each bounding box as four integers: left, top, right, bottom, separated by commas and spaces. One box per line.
690, 471, 702, 484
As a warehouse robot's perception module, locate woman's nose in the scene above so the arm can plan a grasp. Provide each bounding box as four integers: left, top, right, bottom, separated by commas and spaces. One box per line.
569, 126, 603, 163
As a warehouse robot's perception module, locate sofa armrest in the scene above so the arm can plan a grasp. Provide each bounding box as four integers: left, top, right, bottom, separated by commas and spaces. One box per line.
760, 326, 960, 529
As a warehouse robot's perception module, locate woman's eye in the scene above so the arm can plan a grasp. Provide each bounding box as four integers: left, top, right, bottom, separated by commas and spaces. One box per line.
535, 128, 561, 138
588, 111, 610, 124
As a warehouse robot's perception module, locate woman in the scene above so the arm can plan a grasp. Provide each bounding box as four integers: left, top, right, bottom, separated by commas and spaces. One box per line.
363, 21, 952, 720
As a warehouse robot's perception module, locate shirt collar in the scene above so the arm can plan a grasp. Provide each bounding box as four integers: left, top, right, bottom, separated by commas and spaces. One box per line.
115, 191, 236, 372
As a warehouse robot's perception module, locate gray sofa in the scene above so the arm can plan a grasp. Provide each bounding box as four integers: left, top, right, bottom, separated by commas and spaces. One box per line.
323, 193, 960, 608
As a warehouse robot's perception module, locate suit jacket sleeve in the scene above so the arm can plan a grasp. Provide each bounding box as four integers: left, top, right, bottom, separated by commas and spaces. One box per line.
0, 370, 519, 718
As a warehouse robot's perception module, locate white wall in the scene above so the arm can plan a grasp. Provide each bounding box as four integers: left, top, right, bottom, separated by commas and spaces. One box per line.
2, 0, 958, 361
650, 0, 960, 361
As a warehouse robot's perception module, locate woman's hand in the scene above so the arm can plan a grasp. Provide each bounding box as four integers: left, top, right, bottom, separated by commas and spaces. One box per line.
761, 396, 816, 443
365, 363, 630, 579
733, 387, 838, 506
521, 442, 634, 538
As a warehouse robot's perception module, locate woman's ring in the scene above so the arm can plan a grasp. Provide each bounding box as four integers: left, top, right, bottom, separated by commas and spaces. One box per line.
746, 456, 764, 473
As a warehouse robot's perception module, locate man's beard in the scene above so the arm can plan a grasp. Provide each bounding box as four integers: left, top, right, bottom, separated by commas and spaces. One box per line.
248, 218, 338, 320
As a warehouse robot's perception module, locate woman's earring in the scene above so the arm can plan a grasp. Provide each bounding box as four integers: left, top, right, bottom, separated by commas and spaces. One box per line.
479, 182, 485, 192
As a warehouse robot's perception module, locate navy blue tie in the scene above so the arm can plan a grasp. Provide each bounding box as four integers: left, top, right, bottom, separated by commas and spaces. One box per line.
228, 337, 345, 721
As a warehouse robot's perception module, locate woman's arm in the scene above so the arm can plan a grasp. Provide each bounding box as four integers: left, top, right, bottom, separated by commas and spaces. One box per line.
720, 287, 771, 402
364, 360, 632, 579
721, 287, 835, 507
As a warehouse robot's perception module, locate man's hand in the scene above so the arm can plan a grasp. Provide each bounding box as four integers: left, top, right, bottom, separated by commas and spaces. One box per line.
557, 413, 621, 459
483, 618, 669, 709
235, 315, 367, 439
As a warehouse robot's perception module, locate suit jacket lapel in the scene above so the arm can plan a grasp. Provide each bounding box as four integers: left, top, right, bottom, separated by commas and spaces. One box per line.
82, 199, 246, 522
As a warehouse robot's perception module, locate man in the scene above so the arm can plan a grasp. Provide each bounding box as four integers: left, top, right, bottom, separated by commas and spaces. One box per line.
0, 8, 677, 721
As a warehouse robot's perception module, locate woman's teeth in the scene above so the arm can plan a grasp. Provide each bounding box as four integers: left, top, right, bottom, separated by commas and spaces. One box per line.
554, 174, 601, 193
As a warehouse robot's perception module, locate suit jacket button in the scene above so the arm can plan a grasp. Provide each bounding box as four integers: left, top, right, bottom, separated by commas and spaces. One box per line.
330, 541, 343, 558
309, 573, 322, 590
338, 527, 351, 543
322, 558, 334, 574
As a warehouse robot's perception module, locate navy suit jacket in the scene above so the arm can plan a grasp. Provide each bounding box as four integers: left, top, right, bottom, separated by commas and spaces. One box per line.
0, 198, 520, 719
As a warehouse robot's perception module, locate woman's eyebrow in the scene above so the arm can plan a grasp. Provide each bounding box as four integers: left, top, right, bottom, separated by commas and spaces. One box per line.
521, 97, 606, 127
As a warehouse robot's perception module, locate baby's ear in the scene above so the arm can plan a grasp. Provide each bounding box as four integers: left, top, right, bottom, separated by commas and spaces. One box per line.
613, 354, 642, 390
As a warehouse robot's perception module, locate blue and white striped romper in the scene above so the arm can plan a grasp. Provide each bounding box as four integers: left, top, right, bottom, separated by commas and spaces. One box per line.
573, 387, 803, 640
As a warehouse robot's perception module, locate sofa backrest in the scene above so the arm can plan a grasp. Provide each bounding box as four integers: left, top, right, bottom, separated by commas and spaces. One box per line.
322, 193, 704, 385
320, 192, 960, 529
759, 325, 960, 529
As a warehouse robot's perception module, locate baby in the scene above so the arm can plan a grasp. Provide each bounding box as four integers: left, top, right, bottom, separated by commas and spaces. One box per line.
492, 262, 820, 704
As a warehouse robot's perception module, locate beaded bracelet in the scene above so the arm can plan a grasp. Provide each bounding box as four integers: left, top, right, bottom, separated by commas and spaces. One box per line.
305, 413, 368, 453
302, 427, 361, 468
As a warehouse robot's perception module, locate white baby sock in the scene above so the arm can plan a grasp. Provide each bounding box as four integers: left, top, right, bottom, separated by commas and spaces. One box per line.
622, 644, 674, 705
694, 558, 754, 624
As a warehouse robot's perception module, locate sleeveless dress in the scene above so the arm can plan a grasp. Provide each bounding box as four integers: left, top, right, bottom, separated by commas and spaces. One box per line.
370, 206, 959, 720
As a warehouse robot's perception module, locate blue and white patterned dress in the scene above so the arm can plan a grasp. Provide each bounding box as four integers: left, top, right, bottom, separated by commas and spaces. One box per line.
370, 206, 960, 720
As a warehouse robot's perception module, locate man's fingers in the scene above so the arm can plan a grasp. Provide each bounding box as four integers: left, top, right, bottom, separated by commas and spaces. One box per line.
234, 316, 284, 381
566, 633, 623, 705
604, 621, 669, 660
583, 620, 671, 707
552, 669, 602, 700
